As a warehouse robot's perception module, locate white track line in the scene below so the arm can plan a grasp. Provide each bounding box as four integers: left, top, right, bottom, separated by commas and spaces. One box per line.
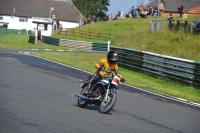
19, 51, 200, 108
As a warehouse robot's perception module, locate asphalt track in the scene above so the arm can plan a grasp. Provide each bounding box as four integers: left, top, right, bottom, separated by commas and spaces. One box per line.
0, 49, 200, 133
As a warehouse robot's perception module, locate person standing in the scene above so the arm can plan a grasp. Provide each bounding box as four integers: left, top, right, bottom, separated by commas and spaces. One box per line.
131, 6, 136, 18
159, 2, 164, 16
168, 13, 173, 20
182, 11, 187, 20
78, 14, 83, 27
178, 4, 183, 17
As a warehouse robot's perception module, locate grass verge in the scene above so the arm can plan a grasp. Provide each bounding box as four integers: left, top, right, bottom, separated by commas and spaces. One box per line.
0, 34, 70, 50
31, 52, 200, 104
52, 16, 200, 61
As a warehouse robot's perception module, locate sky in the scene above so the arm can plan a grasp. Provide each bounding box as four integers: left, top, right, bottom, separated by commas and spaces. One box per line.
108, 0, 149, 15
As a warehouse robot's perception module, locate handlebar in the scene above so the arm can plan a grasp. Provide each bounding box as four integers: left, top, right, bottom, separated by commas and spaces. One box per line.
98, 66, 125, 84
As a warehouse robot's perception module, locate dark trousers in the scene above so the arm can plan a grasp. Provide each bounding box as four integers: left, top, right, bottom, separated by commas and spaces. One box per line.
180, 12, 183, 17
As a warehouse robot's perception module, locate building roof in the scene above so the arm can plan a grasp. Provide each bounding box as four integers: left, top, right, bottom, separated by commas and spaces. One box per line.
145, 0, 200, 12
0, 0, 81, 22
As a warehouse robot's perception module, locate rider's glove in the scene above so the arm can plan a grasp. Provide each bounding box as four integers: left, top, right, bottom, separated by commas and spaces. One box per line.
120, 78, 125, 83
100, 66, 105, 71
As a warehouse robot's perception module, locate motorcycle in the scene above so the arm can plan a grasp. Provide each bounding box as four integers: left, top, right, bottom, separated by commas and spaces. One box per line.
75, 69, 125, 114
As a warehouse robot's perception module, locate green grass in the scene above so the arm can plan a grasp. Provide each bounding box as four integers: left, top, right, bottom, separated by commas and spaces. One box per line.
1, 16, 200, 104
52, 16, 200, 61
0, 34, 70, 50
32, 52, 200, 103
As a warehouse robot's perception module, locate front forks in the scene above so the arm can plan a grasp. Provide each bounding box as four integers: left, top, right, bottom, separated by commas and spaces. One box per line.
104, 89, 110, 102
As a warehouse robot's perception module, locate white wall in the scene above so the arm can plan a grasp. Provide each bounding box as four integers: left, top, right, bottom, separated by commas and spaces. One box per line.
59, 21, 79, 29
1, 15, 32, 30
41, 24, 53, 36
0, 15, 79, 30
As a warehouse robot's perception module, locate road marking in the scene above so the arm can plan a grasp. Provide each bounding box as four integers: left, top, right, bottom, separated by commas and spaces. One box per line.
45, 49, 52, 51
19, 51, 200, 108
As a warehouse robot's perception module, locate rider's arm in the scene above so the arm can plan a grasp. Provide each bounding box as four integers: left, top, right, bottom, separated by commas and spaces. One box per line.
113, 64, 122, 78
95, 58, 106, 70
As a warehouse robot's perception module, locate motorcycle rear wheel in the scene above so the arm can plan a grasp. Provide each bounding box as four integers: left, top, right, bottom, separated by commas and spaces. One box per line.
77, 84, 90, 108
99, 91, 117, 114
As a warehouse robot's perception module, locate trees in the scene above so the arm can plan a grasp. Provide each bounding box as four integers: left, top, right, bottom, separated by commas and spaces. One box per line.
72, 0, 110, 21
137, 0, 145, 6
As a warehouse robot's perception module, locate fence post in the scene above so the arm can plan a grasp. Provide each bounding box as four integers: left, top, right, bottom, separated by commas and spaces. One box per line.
150, 20, 155, 32
35, 29, 37, 44
108, 41, 111, 52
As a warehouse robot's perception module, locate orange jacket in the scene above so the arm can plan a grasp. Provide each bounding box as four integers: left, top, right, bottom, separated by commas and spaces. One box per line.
95, 58, 122, 78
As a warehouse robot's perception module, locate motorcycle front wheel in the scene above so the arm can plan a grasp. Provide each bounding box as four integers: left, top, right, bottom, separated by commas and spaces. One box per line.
77, 84, 90, 108
99, 90, 117, 114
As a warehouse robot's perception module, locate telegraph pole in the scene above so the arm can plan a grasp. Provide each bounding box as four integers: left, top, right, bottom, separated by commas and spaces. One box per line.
158, 0, 160, 20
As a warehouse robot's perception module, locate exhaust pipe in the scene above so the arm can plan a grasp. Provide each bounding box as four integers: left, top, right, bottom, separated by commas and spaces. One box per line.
75, 93, 101, 100
75, 93, 88, 99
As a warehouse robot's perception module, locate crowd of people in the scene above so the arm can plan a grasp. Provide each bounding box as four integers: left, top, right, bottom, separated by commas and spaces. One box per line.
106, 2, 165, 21
78, 3, 190, 26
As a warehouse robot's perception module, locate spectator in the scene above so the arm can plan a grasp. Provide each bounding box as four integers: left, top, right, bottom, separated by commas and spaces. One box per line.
110, 14, 113, 20
131, 6, 136, 18
140, 10, 145, 18
168, 13, 173, 20
182, 11, 187, 20
153, 5, 159, 17
140, 6, 144, 13
178, 4, 183, 17
143, 9, 148, 18
159, 2, 164, 16
53, 19, 56, 30
135, 8, 140, 18
107, 13, 110, 21
125, 12, 130, 18
135, 8, 139, 18
78, 14, 83, 26
113, 14, 118, 20
193, 19, 200, 33
121, 12, 124, 19
148, 5, 153, 17
59, 24, 62, 30
117, 11, 122, 19
56, 20, 60, 30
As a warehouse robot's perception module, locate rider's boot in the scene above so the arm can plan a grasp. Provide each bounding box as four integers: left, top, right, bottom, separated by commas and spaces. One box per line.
88, 84, 98, 97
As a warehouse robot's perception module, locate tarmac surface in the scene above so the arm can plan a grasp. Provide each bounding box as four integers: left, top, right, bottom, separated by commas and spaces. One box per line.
0, 49, 200, 133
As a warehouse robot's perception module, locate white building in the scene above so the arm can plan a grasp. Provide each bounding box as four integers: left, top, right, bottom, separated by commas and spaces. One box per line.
0, 0, 82, 36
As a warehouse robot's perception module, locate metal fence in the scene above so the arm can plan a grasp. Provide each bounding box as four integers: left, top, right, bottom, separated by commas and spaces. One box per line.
28, 35, 35, 44
110, 47, 200, 89
150, 20, 196, 33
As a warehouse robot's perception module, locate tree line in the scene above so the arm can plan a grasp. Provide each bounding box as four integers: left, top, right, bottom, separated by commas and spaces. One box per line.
72, 0, 110, 21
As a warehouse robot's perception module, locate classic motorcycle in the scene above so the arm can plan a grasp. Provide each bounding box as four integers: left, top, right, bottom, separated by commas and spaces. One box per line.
75, 69, 125, 114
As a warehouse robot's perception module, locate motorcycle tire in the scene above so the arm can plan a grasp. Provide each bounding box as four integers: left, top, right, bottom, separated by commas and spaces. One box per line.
99, 90, 117, 114
77, 84, 90, 108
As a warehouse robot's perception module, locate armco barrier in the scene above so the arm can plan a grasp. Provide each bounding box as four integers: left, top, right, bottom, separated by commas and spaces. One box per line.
42, 36, 108, 51
28, 35, 35, 44
110, 47, 200, 89
150, 20, 195, 33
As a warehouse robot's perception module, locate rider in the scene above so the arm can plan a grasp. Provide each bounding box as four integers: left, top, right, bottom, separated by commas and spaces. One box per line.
89, 50, 122, 96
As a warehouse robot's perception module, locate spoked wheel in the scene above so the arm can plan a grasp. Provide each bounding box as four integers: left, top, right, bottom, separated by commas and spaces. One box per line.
99, 91, 117, 114
77, 84, 90, 108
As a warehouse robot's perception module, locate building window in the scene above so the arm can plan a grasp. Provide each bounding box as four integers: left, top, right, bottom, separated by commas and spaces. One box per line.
0, 16, 3, 20
19, 17, 27, 22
